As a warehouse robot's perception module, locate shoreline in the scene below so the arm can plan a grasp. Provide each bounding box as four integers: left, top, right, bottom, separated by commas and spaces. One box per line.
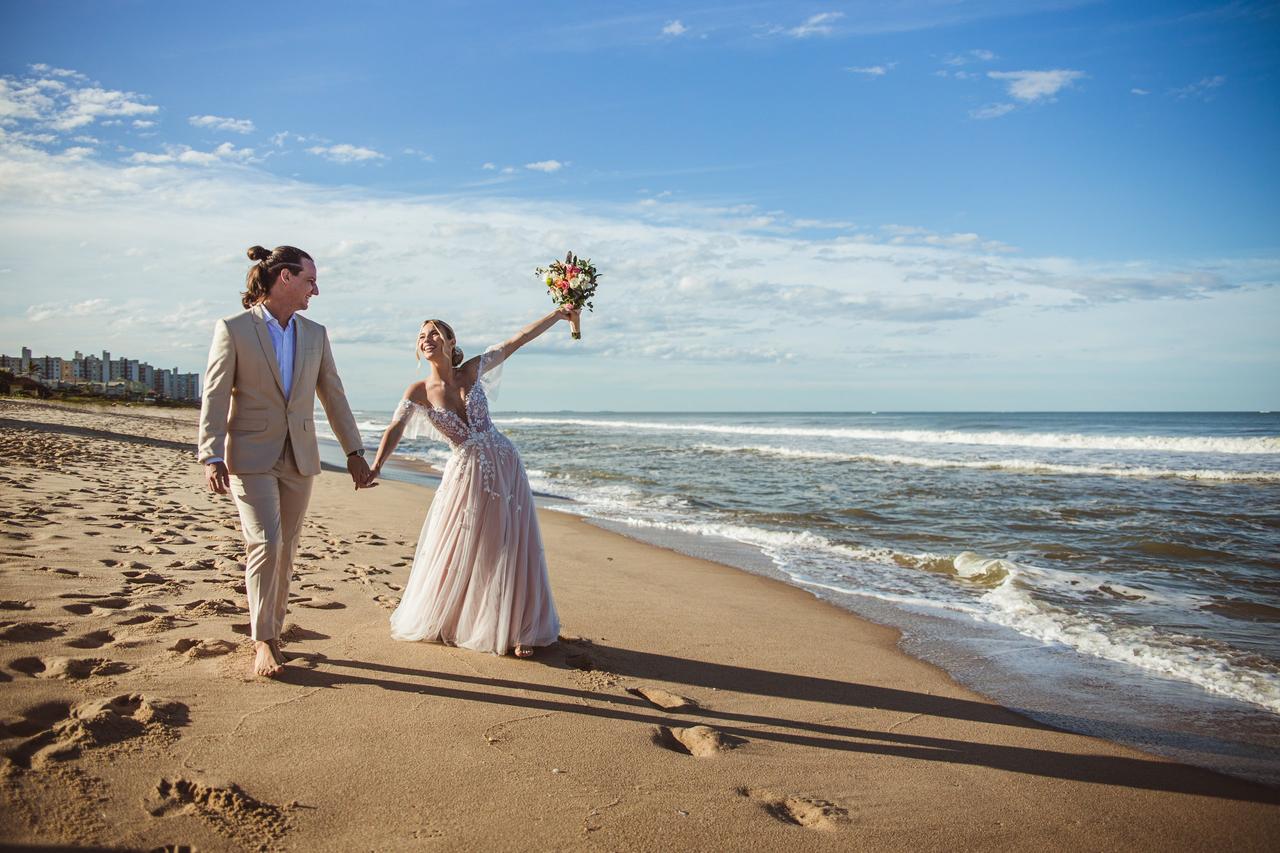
2, 399, 1277, 850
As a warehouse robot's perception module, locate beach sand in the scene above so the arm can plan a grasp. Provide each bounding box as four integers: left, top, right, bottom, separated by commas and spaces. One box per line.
1, 398, 1276, 851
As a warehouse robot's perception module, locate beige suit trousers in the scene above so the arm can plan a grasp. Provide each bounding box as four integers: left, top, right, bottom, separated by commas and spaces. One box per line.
229, 442, 313, 642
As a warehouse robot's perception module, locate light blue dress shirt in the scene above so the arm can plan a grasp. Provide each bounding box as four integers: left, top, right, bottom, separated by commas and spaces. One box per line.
260, 303, 296, 400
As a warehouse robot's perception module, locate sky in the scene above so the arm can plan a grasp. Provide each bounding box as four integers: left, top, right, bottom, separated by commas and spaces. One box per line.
0, 0, 1276, 411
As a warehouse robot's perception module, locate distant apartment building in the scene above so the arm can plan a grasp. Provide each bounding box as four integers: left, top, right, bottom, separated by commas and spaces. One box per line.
0, 345, 201, 401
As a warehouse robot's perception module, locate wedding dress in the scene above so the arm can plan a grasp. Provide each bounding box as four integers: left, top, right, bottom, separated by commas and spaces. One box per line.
387, 346, 560, 653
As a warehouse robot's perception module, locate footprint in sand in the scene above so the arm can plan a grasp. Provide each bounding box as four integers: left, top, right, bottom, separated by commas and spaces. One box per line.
122, 613, 195, 634
0, 600, 35, 611
170, 558, 216, 572
35, 566, 80, 577
652, 725, 744, 757
2, 693, 188, 769
146, 777, 291, 849
0, 622, 66, 642
122, 570, 173, 586
61, 598, 131, 616
65, 629, 118, 649
149, 533, 194, 546
113, 544, 174, 556
371, 594, 400, 611
736, 788, 849, 830
629, 687, 699, 712
230, 622, 330, 642
8, 656, 132, 680
99, 558, 150, 570
291, 597, 345, 610
180, 599, 243, 618
0, 699, 72, 744
169, 638, 239, 658
555, 636, 622, 689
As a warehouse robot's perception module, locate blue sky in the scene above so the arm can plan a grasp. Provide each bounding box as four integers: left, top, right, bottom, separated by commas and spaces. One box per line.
1, 1, 1277, 410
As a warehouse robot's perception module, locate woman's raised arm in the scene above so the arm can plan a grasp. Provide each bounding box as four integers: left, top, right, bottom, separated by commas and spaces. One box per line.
492, 306, 579, 365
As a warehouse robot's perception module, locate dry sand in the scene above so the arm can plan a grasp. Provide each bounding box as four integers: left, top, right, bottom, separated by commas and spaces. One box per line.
0, 398, 1276, 851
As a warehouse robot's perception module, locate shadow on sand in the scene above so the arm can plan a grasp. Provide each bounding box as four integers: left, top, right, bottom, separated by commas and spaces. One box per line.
276, 641, 1278, 805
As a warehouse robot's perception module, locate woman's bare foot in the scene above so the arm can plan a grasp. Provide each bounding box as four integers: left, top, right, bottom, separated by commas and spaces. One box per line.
253, 641, 283, 678
513, 644, 534, 658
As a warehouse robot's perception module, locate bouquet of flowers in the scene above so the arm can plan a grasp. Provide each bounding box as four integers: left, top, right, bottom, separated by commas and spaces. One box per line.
535, 251, 600, 339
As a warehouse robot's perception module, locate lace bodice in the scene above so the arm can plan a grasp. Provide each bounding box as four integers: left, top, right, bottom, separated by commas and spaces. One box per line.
395, 381, 496, 449
391, 345, 506, 449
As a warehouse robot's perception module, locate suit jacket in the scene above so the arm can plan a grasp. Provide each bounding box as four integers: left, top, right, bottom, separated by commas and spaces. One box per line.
197, 303, 362, 476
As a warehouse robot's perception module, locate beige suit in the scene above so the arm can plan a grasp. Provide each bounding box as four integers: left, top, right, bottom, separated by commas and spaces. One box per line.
197, 304, 363, 641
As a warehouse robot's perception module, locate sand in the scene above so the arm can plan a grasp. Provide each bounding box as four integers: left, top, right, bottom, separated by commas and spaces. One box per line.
0, 397, 1276, 851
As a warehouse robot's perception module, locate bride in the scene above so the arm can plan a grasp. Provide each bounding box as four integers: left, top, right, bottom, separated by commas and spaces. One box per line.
369, 307, 578, 657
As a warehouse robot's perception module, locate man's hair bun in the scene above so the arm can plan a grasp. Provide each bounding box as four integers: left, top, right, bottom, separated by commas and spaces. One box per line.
246, 245, 272, 262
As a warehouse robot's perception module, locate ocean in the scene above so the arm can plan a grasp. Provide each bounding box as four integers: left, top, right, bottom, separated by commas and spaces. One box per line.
319, 410, 1280, 785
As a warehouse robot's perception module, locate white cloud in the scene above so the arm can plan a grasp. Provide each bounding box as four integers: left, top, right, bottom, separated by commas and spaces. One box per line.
27, 297, 123, 322
1169, 75, 1226, 100
525, 159, 565, 173
970, 102, 1016, 120
785, 12, 843, 38
54, 87, 158, 130
132, 119, 155, 128
0, 69, 158, 133
944, 49, 996, 66
846, 64, 895, 77
482, 162, 497, 170
402, 146, 434, 162
188, 114, 255, 134
126, 141, 255, 166
28, 63, 87, 81
662, 20, 688, 36
307, 143, 386, 163
1131, 88, 1150, 96
988, 69, 1085, 102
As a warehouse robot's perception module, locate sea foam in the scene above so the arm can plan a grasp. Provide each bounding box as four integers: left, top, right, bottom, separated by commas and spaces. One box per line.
692, 443, 1280, 482
498, 417, 1280, 455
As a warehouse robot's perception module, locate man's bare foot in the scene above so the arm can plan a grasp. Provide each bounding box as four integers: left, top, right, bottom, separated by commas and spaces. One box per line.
514, 644, 534, 658
268, 639, 291, 666
253, 641, 283, 678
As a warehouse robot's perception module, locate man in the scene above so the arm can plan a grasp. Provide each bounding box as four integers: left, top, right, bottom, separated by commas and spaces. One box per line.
198, 245, 373, 677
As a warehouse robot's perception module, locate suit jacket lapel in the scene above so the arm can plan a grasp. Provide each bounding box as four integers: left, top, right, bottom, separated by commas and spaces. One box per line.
289, 316, 306, 401
250, 304, 286, 398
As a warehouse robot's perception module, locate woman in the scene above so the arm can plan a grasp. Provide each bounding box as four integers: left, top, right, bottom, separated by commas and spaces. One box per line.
370, 307, 578, 657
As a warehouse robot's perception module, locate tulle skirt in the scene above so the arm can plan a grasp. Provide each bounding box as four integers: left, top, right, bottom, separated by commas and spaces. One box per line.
389, 431, 560, 654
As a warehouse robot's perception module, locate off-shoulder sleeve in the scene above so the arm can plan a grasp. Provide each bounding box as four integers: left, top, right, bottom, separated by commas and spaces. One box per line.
391, 397, 447, 444
478, 345, 506, 403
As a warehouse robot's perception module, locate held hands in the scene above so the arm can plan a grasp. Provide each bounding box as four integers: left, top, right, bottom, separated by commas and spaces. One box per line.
557, 305, 581, 324
348, 454, 378, 491
204, 461, 230, 495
